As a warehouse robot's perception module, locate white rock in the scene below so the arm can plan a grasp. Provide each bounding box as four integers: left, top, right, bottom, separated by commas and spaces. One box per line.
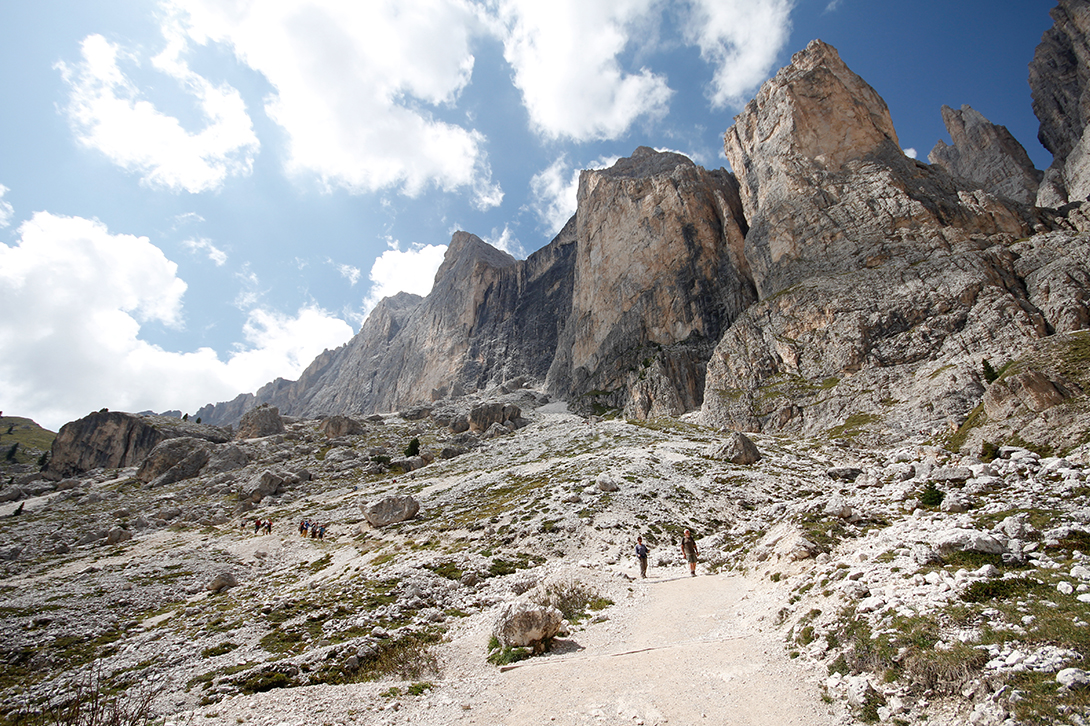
1057, 668, 1090, 689
1058, 581, 1075, 595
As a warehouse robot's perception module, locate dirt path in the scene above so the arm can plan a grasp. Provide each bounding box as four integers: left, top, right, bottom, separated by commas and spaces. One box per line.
459, 569, 843, 726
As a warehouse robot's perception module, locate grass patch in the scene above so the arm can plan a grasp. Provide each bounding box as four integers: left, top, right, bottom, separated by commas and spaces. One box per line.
200, 642, 238, 658
825, 413, 881, 440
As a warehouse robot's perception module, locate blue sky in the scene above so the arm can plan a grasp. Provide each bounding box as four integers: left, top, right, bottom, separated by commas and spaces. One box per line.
0, 0, 1057, 431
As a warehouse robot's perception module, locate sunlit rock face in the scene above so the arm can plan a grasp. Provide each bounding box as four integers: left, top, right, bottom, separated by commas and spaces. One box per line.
1030, 0, 1090, 207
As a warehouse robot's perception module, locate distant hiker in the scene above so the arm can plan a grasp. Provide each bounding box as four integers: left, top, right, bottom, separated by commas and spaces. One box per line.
635, 536, 649, 578
681, 529, 699, 577
263, 519, 272, 535
318, 525, 326, 540
253, 518, 261, 534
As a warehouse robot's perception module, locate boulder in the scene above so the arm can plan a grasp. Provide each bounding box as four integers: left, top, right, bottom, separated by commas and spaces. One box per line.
1057, 668, 1090, 690
235, 405, 285, 440
931, 467, 973, 483
207, 572, 239, 593
706, 433, 762, 464
469, 403, 521, 433
492, 600, 565, 653
933, 528, 1005, 555
106, 527, 132, 545
203, 444, 249, 476
136, 437, 211, 487
239, 469, 289, 503
0, 546, 22, 561
982, 370, 1069, 420
827, 467, 863, 482
44, 411, 229, 480
596, 473, 620, 492
362, 495, 420, 527
319, 415, 364, 438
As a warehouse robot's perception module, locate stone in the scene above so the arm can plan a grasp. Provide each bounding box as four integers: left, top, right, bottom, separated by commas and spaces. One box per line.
928, 104, 1041, 204
0, 546, 22, 561
982, 370, 1069, 419
706, 433, 762, 464
1057, 667, 1090, 690
319, 415, 364, 438
468, 403, 521, 433
44, 411, 229, 480
362, 495, 420, 527
239, 470, 289, 503
136, 437, 211, 487
933, 528, 1006, 555
207, 572, 238, 592
203, 445, 249, 476
596, 473, 620, 492
825, 497, 853, 519
827, 467, 863, 482
235, 405, 285, 440
931, 467, 973, 483
106, 527, 132, 545
940, 494, 969, 513
491, 600, 565, 653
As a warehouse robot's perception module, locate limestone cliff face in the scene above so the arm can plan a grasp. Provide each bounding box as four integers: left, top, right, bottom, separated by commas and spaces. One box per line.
928, 104, 1042, 205
726, 40, 1039, 299
702, 40, 1082, 442
1030, 0, 1090, 206
546, 148, 753, 418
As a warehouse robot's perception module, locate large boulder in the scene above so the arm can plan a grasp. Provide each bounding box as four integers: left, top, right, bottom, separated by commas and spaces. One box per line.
706, 432, 761, 464
45, 411, 229, 480
136, 437, 211, 487
362, 495, 420, 527
239, 469, 290, 503
492, 600, 564, 653
203, 444, 249, 476
928, 104, 1042, 204
319, 415, 364, 438
235, 405, 285, 440
933, 528, 1005, 555
468, 403, 522, 433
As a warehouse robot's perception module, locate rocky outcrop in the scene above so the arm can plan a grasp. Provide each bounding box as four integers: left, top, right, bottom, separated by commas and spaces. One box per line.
725, 40, 1042, 300
235, 405, 284, 440
928, 104, 1042, 204
44, 411, 230, 480
491, 600, 564, 653
1030, 0, 1090, 206
701, 40, 1077, 440
136, 437, 212, 488
546, 148, 752, 418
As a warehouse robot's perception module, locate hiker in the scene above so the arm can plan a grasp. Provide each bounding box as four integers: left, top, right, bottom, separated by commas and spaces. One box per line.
263, 519, 272, 535
254, 518, 261, 534
635, 536, 649, 578
681, 529, 699, 577
318, 524, 326, 540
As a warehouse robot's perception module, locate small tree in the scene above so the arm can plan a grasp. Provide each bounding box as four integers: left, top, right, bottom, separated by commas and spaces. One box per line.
404, 437, 420, 458
982, 358, 998, 384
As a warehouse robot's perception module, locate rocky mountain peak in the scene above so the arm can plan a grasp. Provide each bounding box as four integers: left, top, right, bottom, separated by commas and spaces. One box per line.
927, 104, 1042, 204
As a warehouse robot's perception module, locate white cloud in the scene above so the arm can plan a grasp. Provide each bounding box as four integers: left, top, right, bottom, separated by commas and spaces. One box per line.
182, 237, 227, 265
57, 33, 258, 193
484, 225, 525, 259
363, 240, 448, 314
492, 0, 672, 140
824, 0, 843, 11
685, 0, 795, 108
529, 154, 619, 235
168, 0, 502, 208
0, 185, 13, 228
333, 261, 361, 286
903, 147, 918, 159
0, 212, 352, 430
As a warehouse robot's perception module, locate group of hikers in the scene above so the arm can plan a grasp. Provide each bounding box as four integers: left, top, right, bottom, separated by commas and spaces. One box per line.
298, 519, 327, 539
243, 517, 327, 540
634, 529, 699, 578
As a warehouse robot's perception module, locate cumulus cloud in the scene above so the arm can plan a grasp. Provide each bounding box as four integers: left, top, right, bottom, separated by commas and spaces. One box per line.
0, 185, 13, 228
492, 0, 672, 140
903, 147, 918, 159
685, 0, 795, 108
362, 240, 448, 314
182, 237, 227, 266
528, 154, 619, 235
0, 212, 352, 430
168, 0, 502, 208
57, 33, 258, 193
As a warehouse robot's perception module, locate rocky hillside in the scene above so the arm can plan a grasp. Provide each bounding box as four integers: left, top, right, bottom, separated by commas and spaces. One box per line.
196, 28, 1090, 467
1, 391, 1089, 725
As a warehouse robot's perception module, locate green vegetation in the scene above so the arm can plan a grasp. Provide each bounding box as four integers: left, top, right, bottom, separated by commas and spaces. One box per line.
486, 636, 531, 666
825, 413, 881, 440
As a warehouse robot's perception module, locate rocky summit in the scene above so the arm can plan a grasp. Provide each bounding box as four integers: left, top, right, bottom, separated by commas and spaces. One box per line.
6, 7, 1090, 726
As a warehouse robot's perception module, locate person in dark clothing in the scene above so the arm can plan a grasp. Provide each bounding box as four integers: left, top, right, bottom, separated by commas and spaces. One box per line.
681, 529, 699, 576
635, 536, 649, 578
